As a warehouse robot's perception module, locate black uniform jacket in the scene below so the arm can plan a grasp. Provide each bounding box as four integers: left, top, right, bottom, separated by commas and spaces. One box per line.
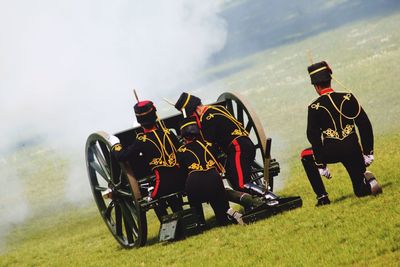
198, 105, 249, 152
113, 127, 180, 172
307, 88, 373, 165
177, 140, 224, 176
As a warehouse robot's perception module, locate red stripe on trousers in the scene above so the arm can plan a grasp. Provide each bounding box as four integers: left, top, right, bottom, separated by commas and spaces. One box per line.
151, 169, 160, 198
301, 149, 313, 158
232, 139, 244, 188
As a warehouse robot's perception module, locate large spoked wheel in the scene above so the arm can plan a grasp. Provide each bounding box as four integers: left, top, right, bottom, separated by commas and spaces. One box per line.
85, 131, 147, 248
217, 92, 273, 190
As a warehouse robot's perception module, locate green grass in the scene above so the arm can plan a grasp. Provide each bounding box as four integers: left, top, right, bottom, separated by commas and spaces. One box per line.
1, 132, 399, 266
1, 9, 400, 267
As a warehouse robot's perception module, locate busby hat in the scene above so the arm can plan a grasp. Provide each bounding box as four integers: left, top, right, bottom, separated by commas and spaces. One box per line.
308, 61, 332, 85
134, 100, 157, 126
180, 116, 200, 139
175, 92, 202, 117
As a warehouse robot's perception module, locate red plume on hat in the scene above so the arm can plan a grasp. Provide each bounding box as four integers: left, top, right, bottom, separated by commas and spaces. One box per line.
132, 90, 157, 126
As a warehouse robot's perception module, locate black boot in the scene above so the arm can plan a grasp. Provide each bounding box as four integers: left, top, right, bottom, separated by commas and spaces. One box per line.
316, 194, 331, 207
364, 171, 383, 196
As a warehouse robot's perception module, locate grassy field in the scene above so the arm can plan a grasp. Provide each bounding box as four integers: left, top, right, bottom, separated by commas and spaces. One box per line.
1, 9, 400, 267
1, 135, 399, 267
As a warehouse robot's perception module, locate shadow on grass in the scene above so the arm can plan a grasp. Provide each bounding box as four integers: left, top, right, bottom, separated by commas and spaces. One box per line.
144, 217, 219, 247
145, 235, 161, 246
332, 182, 392, 204
332, 194, 354, 204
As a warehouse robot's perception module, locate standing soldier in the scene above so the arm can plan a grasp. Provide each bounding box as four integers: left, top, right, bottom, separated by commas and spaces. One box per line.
300, 61, 382, 206
174, 93, 265, 209
108, 100, 186, 220
177, 117, 244, 225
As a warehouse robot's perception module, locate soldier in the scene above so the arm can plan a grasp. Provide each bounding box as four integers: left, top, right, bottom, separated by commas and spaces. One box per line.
300, 61, 382, 206
176, 117, 244, 225
174, 93, 256, 193
108, 100, 186, 220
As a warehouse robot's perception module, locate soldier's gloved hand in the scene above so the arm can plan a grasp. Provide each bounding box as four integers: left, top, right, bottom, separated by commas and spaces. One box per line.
318, 167, 332, 179
106, 135, 120, 146
363, 154, 374, 167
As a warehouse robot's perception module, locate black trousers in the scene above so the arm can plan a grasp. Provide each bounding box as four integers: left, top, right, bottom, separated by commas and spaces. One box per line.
185, 169, 230, 225
152, 167, 186, 221
301, 134, 371, 198
152, 167, 186, 198
226, 136, 256, 190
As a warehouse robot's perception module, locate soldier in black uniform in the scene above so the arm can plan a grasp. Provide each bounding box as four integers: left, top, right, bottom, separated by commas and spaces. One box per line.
177, 117, 244, 225
300, 61, 382, 206
108, 100, 186, 220
174, 93, 256, 192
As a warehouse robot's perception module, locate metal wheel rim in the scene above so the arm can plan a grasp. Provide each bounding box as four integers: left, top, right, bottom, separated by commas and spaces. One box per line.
85, 131, 147, 248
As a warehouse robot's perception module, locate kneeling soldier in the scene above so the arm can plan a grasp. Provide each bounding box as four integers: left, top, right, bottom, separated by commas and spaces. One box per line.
174, 93, 257, 194
109, 100, 186, 220
301, 61, 382, 206
177, 117, 244, 225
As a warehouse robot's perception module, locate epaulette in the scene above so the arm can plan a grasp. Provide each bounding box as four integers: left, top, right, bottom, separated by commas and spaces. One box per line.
308, 96, 320, 107
136, 132, 146, 142
111, 143, 122, 152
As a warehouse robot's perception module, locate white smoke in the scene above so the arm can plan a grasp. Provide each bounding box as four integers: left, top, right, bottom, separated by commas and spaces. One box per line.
0, 165, 30, 251
0, 0, 227, 246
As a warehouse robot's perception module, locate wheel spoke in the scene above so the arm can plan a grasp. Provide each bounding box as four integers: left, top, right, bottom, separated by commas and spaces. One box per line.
100, 140, 121, 185
226, 99, 234, 114
115, 188, 133, 198
89, 161, 108, 181
245, 121, 253, 133
94, 185, 108, 192
112, 166, 122, 186
99, 142, 111, 166
92, 143, 112, 182
125, 201, 140, 236
123, 213, 135, 243
237, 104, 244, 124
119, 201, 139, 241
103, 200, 115, 218
115, 202, 123, 237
